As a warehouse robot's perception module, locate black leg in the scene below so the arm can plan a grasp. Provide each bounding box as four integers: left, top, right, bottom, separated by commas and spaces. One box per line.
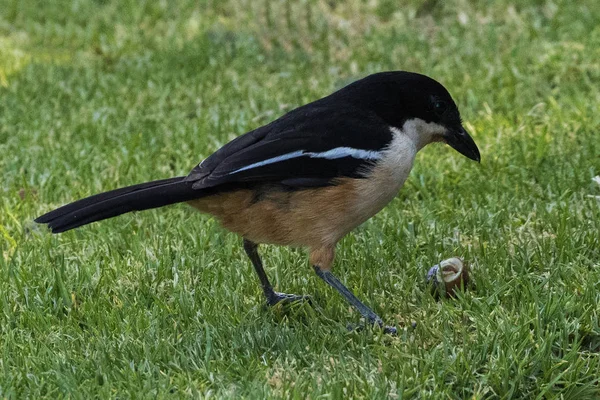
243, 239, 308, 306
313, 266, 397, 335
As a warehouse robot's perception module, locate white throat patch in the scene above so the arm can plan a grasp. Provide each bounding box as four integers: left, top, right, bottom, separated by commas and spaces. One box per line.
391, 118, 446, 151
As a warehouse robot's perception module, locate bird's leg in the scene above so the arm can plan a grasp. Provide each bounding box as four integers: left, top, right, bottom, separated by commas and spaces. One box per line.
242, 239, 308, 306
311, 246, 397, 335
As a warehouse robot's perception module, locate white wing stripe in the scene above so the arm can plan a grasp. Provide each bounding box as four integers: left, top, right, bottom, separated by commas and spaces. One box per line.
229, 147, 382, 175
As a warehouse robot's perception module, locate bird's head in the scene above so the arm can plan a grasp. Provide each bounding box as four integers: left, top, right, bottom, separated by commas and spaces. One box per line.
341, 71, 481, 162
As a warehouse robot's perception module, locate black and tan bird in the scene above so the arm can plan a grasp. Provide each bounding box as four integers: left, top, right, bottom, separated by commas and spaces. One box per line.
36, 71, 480, 334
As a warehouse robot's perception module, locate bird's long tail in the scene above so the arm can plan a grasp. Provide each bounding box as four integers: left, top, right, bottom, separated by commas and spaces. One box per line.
35, 176, 200, 233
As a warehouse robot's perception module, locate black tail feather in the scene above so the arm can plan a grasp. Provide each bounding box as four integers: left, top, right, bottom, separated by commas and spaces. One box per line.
35, 176, 201, 233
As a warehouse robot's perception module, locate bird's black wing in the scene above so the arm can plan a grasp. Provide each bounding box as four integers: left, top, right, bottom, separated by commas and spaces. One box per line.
186, 103, 393, 190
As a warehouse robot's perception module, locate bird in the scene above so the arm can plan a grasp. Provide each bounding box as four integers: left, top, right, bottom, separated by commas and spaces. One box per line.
35, 71, 480, 334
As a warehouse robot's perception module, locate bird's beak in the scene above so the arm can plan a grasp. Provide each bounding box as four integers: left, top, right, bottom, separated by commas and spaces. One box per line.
445, 126, 481, 162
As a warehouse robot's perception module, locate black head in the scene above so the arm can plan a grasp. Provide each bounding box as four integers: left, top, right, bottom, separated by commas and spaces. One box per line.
336, 71, 480, 162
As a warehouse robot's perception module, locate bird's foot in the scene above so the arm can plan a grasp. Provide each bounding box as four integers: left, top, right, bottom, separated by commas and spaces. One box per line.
346, 321, 407, 336
266, 292, 311, 307
382, 325, 398, 335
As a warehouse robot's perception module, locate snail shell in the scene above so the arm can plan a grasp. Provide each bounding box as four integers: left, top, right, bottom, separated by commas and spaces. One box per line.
426, 257, 469, 299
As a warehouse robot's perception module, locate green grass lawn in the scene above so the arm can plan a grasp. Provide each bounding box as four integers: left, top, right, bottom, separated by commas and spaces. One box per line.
1, 0, 600, 397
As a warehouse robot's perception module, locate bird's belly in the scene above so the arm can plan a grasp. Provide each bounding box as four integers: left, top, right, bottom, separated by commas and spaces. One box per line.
188, 170, 409, 248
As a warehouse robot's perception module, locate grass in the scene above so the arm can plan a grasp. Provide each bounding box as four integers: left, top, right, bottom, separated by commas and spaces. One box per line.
1, 0, 600, 397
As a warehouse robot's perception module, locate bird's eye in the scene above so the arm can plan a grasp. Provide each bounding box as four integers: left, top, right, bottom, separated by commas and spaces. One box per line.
433, 100, 447, 114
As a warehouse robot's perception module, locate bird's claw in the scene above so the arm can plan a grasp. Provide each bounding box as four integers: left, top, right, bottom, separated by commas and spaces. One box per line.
346, 322, 398, 336
267, 292, 311, 307
383, 325, 398, 335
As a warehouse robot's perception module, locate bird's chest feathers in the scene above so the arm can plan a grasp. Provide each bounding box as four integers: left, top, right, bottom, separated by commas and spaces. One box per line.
352, 132, 417, 218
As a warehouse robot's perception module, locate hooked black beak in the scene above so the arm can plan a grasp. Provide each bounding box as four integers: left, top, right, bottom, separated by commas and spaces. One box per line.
445, 126, 481, 162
